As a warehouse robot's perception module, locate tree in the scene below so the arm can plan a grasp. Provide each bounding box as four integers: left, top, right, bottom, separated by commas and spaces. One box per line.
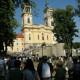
73, 42, 80, 49
52, 5, 78, 57
0, 0, 36, 56
0, 0, 18, 55
12, 0, 36, 8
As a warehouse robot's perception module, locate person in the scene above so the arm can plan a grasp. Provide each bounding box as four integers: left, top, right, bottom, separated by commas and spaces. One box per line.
66, 57, 73, 80
23, 59, 40, 80
54, 60, 66, 80
73, 58, 80, 80
37, 56, 53, 80
0, 57, 6, 80
7, 60, 23, 80
7, 57, 16, 70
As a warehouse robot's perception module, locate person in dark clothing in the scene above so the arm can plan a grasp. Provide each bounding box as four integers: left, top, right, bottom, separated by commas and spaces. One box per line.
23, 59, 40, 80
7, 60, 23, 80
54, 60, 66, 80
73, 58, 80, 80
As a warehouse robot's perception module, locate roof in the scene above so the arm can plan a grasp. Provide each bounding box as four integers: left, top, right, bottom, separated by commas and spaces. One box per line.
16, 33, 24, 38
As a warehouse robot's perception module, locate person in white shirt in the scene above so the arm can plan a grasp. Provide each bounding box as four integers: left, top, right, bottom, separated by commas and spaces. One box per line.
37, 56, 53, 80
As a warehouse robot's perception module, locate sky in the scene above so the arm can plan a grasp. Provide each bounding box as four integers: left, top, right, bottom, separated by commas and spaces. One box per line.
15, 0, 80, 42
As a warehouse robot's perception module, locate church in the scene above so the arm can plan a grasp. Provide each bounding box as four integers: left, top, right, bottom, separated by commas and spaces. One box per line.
8, 2, 60, 56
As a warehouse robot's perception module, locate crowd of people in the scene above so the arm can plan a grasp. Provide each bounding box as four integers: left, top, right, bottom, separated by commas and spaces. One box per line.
0, 55, 80, 80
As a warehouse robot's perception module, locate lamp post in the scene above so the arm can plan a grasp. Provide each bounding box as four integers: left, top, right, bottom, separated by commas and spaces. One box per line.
41, 42, 46, 57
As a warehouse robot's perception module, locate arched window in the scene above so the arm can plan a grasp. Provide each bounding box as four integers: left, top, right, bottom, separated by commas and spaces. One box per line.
29, 34, 31, 40
38, 34, 39, 40
17, 43, 18, 45
25, 7, 30, 13
42, 33, 44, 40
47, 35, 48, 40
27, 18, 30, 23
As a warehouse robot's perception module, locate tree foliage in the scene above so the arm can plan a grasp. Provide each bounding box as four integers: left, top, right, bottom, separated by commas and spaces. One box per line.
73, 42, 80, 49
0, 0, 18, 55
12, 0, 36, 8
0, 0, 36, 56
53, 5, 78, 56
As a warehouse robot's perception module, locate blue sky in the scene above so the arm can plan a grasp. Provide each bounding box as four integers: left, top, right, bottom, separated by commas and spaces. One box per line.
15, 0, 80, 42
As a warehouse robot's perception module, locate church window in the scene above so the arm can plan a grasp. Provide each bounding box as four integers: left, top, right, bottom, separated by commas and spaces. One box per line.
47, 35, 48, 40
49, 11, 52, 16
42, 33, 44, 40
46, 21, 48, 26
25, 7, 30, 13
28, 7, 30, 12
27, 18, 30, 23
17, 43, 18, 45
29, 34, 31, 40
25, 8, 28, 12
38, 34, 39, 40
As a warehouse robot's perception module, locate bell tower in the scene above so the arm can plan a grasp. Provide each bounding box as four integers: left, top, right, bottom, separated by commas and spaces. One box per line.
22, 2, 32, 27
44, 8, 54, 28
22, 2, 33, 49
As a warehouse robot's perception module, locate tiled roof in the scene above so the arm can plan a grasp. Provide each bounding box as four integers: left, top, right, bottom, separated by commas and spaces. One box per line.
16, 33, 24, 38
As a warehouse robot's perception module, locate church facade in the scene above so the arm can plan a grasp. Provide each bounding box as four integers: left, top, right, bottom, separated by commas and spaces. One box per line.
8, 3, 57, 56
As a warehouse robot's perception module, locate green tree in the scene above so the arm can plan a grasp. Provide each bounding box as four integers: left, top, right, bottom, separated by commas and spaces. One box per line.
0, 0, 36, 56
53, 5, 78, 57
0, 0, 18, 55
73, 42, 80, 49
12, 0, 36, 8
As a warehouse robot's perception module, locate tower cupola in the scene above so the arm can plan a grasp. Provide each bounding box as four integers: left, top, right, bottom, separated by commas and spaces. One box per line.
22, 1, 33, 27
22, 3, 31, 14
44, 8, 54, 28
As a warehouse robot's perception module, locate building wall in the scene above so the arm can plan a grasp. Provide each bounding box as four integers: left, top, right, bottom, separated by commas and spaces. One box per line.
23, 26, 56, 46
23, 43, 65, 57
12, 38, 24, 53
52, 43, 65, 56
